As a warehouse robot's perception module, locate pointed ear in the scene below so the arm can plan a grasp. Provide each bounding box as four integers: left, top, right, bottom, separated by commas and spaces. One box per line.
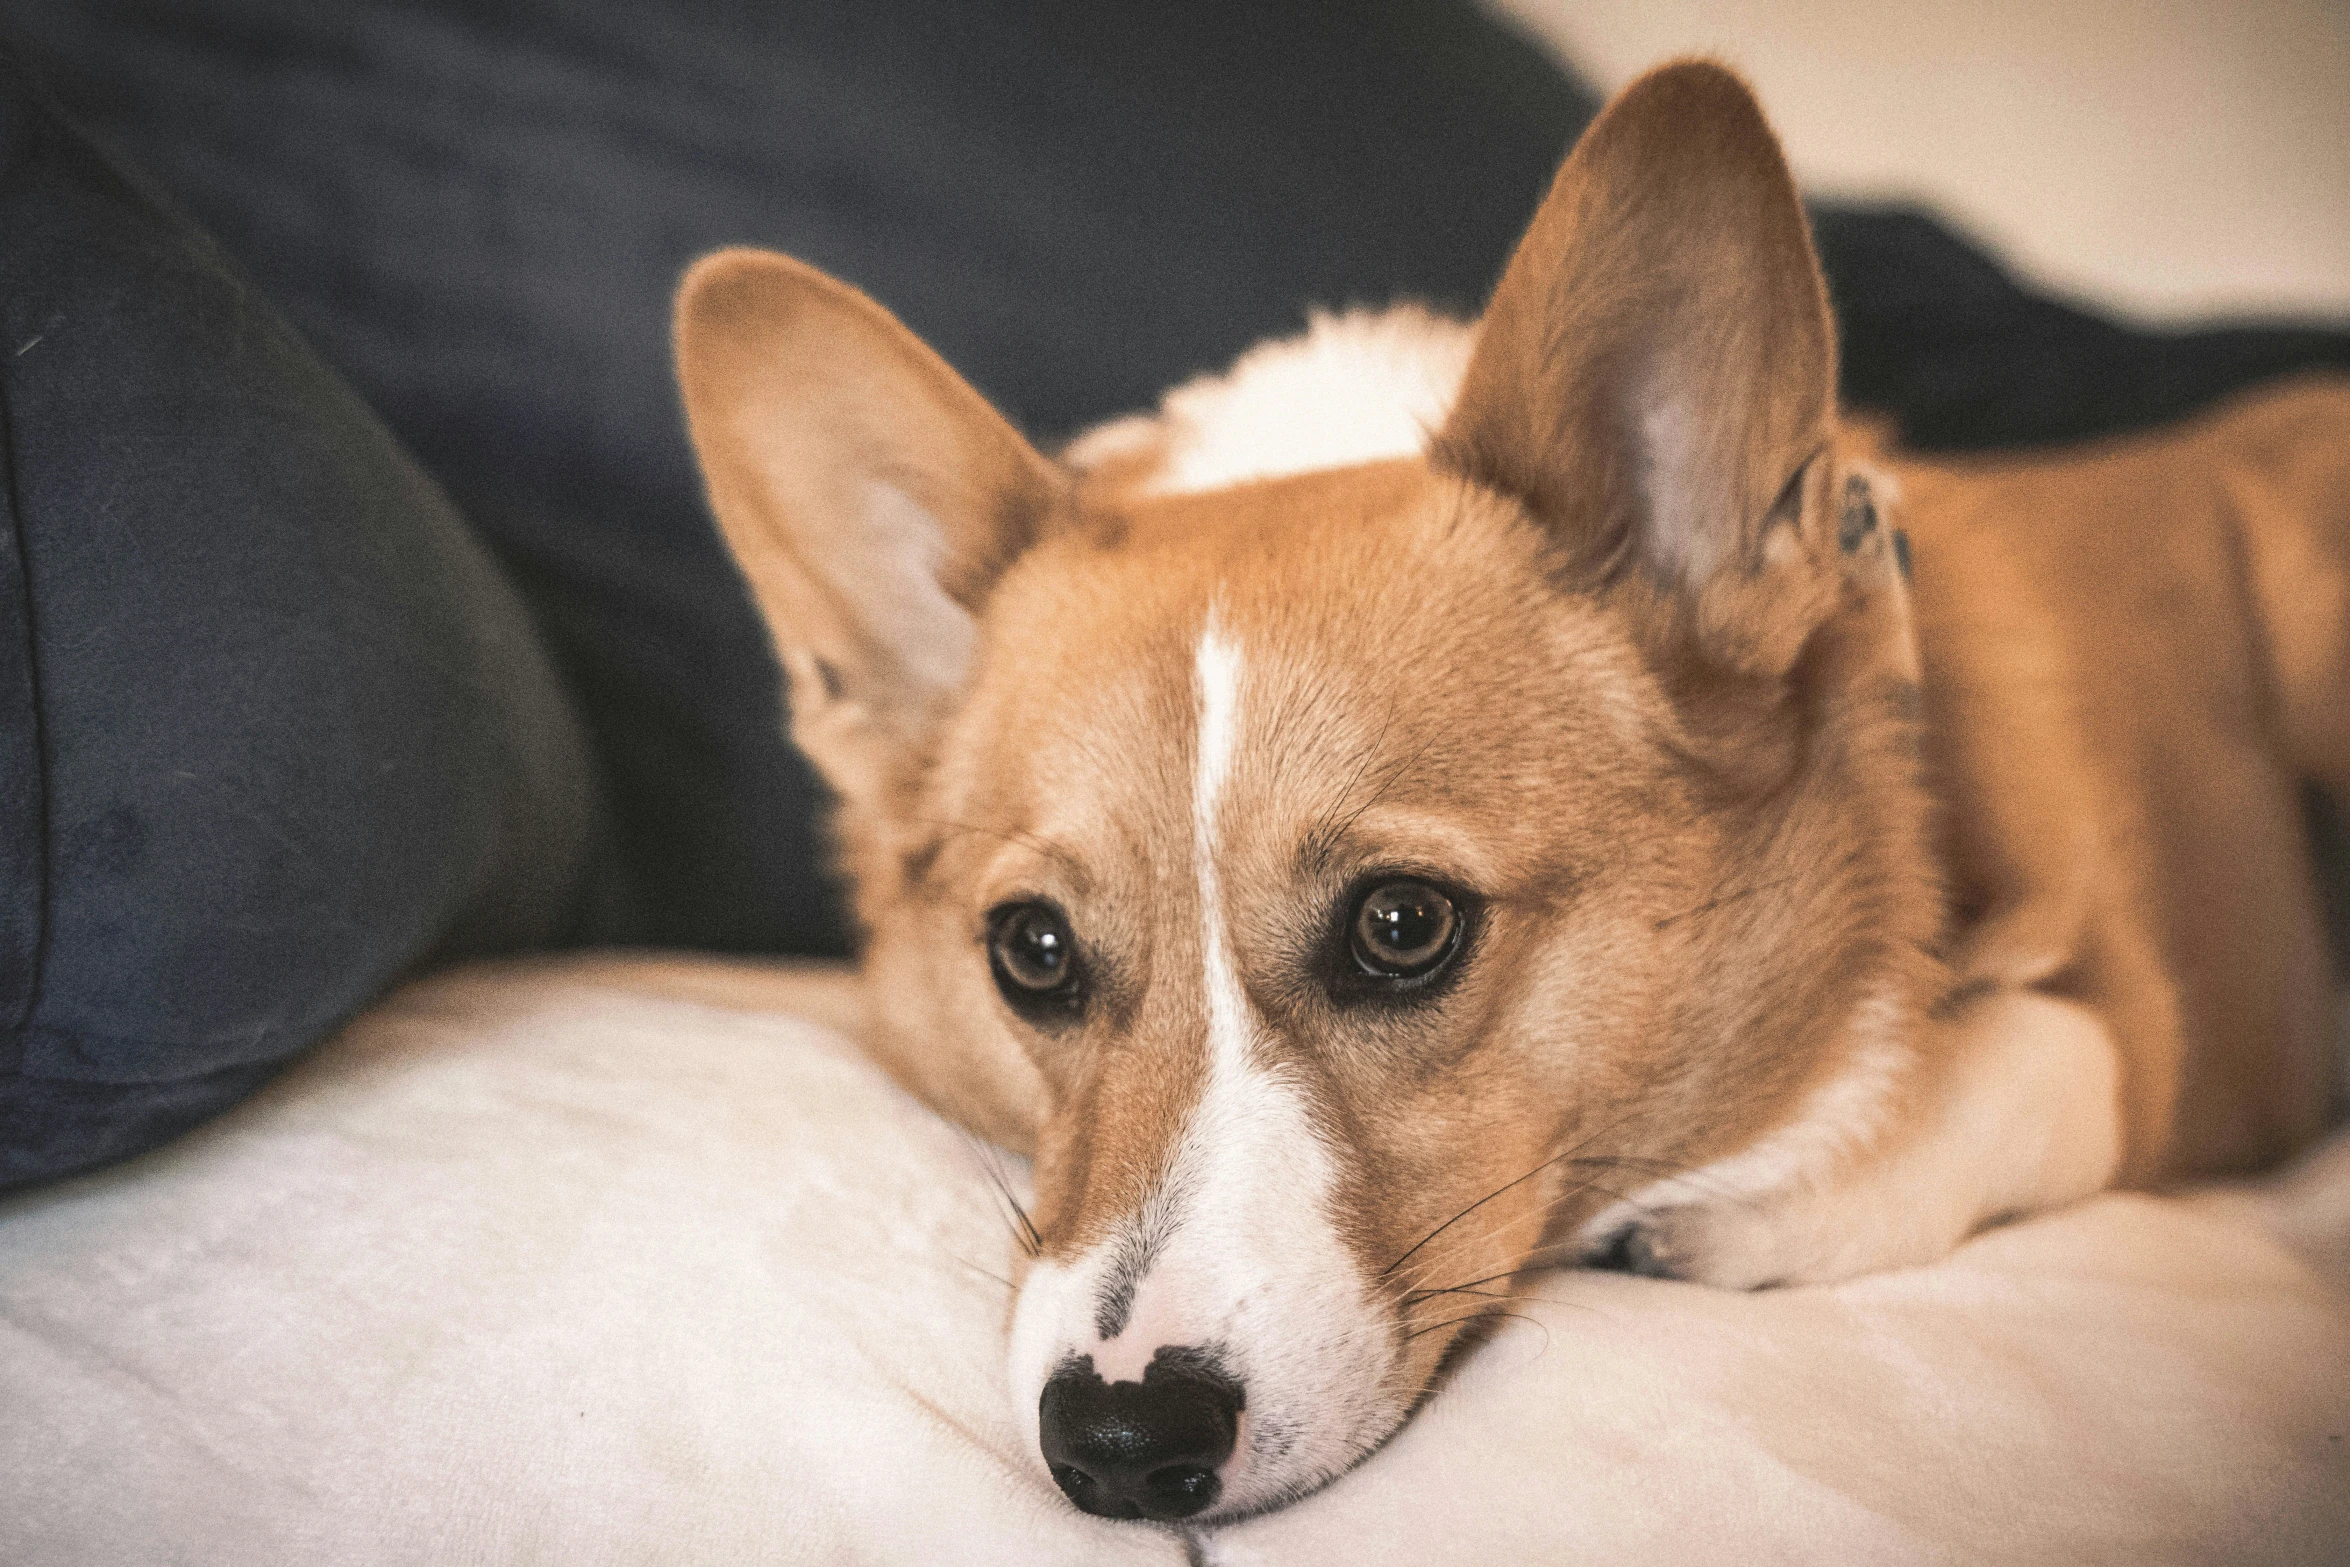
675, 248, 1064, 811
1437, 61, 1840, 669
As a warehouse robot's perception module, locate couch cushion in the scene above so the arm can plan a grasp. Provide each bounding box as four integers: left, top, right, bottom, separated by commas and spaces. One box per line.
0, 52, 607, 1187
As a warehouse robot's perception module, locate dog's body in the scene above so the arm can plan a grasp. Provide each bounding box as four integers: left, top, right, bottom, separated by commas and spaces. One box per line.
675, 63, 2349, 1523
1065, 309, 2348, 1280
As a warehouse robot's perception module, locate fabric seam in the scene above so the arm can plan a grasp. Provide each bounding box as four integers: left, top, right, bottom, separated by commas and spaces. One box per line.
0, 302, 54, 1057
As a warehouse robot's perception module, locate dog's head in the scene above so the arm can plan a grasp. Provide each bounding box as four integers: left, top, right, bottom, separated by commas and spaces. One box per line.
676, 62, 1939, 1522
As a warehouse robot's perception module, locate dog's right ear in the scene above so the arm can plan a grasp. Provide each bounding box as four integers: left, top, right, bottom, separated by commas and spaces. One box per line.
1437, 61, 1842, 677
675, 249, 1063, 812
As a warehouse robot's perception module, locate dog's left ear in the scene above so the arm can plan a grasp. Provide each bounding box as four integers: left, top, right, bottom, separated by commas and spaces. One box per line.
675, 248, 1064, 814
1438, 60, 1849, 674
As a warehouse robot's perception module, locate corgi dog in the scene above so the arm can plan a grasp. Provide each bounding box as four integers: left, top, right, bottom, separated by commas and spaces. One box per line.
673, 62, 2347, 1524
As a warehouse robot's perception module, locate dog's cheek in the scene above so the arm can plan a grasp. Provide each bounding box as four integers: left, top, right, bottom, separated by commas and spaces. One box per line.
1020, 1099, 1101, 1249
861, 908, 1054, 1153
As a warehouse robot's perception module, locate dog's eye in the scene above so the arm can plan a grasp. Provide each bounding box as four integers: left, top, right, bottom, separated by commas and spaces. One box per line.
988, 901, 1086, 1018
1349, 879, 1460, 979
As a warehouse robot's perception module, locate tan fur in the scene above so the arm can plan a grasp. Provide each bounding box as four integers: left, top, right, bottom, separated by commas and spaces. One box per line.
1891, 378, 2349, 1180
674, 59, 2347, 1512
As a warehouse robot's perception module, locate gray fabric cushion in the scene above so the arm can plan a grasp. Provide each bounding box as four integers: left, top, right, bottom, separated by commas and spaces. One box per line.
0, 0, 1611, 958
0, 49, 609, 1187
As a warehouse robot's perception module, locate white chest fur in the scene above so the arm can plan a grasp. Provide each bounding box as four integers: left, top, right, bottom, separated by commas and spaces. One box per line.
1064, 305, 1474, 496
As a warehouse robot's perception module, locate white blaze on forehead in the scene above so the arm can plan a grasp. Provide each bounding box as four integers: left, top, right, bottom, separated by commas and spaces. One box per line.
1191, 625, 1247, 1074
1005, 617, 1402, 1514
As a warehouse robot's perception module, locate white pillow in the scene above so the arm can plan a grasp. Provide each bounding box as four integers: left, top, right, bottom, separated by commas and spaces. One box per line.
2, 960, 2345, 1565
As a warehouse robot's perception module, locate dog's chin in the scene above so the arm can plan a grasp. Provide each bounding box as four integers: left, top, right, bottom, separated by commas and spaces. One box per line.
1188, 1308, 1516, 1526
1198, 1303, 1539, 1523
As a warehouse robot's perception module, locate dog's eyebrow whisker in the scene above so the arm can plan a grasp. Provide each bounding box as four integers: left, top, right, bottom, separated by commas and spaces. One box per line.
1299, 709, 1398, 867
1323, 728, 1444, 851
1650, 875, 1801, 932
1266, 660, 1350, 787
907, 815, 1087, 882
1304, 713, 1451, 869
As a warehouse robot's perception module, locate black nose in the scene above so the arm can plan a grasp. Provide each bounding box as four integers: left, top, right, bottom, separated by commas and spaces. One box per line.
1038, 1349, 1242, 1521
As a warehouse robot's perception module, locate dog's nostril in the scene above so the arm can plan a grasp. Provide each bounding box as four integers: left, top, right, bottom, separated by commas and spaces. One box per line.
1145, 1462, 1220, 1514
1046, 1462, 1099, 1509
1038, 1348, 1242, 1522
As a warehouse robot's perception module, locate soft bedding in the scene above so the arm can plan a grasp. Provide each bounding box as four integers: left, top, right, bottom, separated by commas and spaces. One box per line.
3, 960, 2344, 1565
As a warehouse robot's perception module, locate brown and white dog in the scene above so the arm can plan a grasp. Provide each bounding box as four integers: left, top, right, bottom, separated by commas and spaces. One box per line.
674, 62, 2349, 1525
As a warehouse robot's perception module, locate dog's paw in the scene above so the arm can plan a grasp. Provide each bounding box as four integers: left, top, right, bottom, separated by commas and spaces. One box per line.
1584, 1175, 1993, 1291
1583, 1219, 1681, 1279
1584, 1206, 1793, 1291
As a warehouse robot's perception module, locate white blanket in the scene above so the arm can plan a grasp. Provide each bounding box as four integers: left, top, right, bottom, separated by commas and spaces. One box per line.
3, 959, 2345, 1565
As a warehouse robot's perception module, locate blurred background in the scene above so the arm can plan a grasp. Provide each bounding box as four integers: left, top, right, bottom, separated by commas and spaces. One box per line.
1507, 0, 2350, 322
3, 0, 2344, 960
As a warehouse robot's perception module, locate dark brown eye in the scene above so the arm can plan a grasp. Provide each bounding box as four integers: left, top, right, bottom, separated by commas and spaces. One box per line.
1349, 879, 1460, 979
988, 901, 1085, 1018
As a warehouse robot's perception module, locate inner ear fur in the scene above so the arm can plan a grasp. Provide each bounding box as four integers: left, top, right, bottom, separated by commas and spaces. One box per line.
1437, 60, 1841, 674
674, 248, 1064, 811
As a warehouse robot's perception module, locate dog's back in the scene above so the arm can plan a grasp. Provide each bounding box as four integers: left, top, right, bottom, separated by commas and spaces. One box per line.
1890, 376, 2350, 1179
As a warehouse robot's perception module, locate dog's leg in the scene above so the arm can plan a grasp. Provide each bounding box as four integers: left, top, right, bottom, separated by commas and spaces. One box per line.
1586, 987, 2124, 1289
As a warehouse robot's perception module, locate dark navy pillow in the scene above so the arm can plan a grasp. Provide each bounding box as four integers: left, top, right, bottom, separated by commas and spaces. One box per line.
0, 0, 1614, 962
0, 51, 608, 1187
